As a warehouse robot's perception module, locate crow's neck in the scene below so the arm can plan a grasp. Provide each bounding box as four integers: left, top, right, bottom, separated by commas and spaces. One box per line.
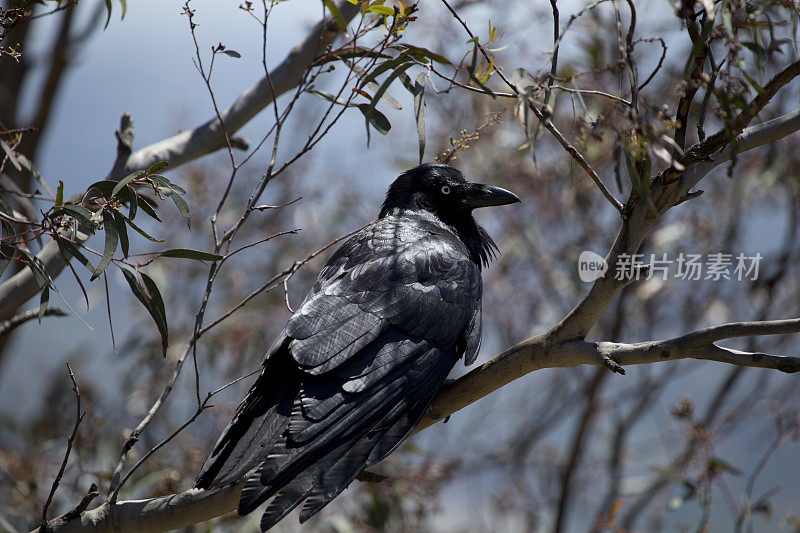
451, 216, 497, 269
427, 209, 497, 269
382, 207, 498, 268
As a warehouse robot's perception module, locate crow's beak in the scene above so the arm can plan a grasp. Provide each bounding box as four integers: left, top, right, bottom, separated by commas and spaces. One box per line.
465, 183, 521, 208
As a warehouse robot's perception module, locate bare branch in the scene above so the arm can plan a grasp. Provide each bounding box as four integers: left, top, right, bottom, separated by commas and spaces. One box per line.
39, 363, 85, 531
550, 108, 800, 342
678, 108, 800, 196
0, 306, 66, 336
107, 2, 360, 181
39, 315, 800, 533
416, 319, 800, 436
664, 59, 800, 184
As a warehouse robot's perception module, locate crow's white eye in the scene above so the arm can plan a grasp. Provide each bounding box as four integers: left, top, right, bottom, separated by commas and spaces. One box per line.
441, 185, 451, 195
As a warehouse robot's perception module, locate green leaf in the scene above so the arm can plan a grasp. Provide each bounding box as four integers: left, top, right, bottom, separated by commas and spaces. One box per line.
112, 170, 144, 198
103, 272, 116, 353
149, 175, 187, 195
357, 104, 392, 135
113, 210, 130, 258
742, 71, 765, 95
38, 284, 49, 323
85, 180, 119, 199
157, 248, 223, 261
91, 212, 118, 280
55, 181, 64, 207
104, 0, 112, 29
147, 174, 170, 188
357, 61, 412, 137
137, 195, 162, 222
324, 0, 347, 31
309, 89, 352, 106
54, 235, 91, 309
708, 457, 742, 476
368, 5, 394, 15
345, 59, 402, 110
121, 269, 169, 356
56, 236, 96, 272
370, 61, 414, 106
222, 49, 241, 58
117, 212, 164, 242
360, 56, 413, 88
722, 11, 734, 38
147, 161, 168, 175
129, 189, 138, 220
19, 249, 52, 319
409, 71, 426, 164
171, 193, 190, 227
394, 44, 452, 65
140, 273, 167, 345
21, 249, 49, 289
0, 212, 16, 278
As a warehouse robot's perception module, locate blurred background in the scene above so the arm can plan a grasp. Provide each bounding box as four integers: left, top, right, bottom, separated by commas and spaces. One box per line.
1, 0, 799, 531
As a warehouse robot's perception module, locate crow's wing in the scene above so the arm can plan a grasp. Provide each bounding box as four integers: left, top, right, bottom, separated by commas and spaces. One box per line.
196, 214, 482, 528
286, 213, 482, 372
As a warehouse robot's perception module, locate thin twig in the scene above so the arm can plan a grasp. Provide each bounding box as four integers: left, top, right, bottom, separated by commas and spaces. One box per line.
542, 0, 560, 120
39, 363, 85, 531
0, 307, 66, 337
635, 36, 667, 91
200, 223, 370, 336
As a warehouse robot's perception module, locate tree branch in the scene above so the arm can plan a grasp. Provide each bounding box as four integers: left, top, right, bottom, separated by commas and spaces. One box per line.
106, 3, 359, 180
0, 306, 66, 336
38, 315, 800, 533
40, 363, 85, 531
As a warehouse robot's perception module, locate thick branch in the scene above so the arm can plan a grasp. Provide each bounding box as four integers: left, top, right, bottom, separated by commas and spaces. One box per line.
550, 107, 800, 341
39, 317, 800, 533
41, 485, 243, 533
677, 108, 800, 196
107, 4, 358, 180
663, 59, 800, 183
417, 319, 800, 434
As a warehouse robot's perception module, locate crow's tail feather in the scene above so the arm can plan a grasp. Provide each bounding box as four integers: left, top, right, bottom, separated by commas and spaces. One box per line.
243, 348, 451, 529
194, 349, 296, 490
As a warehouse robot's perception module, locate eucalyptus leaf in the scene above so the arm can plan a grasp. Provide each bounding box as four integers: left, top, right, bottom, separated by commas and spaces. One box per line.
171, 193, 190, 227
118, 212, 164, 242
323, 0, 347, 31
157, 248, 223, 261
121, 269, 169, 356
357, 104, 391, 135
147, 161, 168, 175
91, 212, 118, 280
113, 211, 130, 258
137, 195, 161, 222
37, 285, 50, 323
112, 170, 144, 198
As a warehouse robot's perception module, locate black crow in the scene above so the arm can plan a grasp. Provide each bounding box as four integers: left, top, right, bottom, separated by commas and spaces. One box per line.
195, 163, 519, 530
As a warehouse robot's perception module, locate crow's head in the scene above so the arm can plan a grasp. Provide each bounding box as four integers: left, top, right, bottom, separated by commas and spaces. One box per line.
380, 163, 520, 267
379, 163, 520, 221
